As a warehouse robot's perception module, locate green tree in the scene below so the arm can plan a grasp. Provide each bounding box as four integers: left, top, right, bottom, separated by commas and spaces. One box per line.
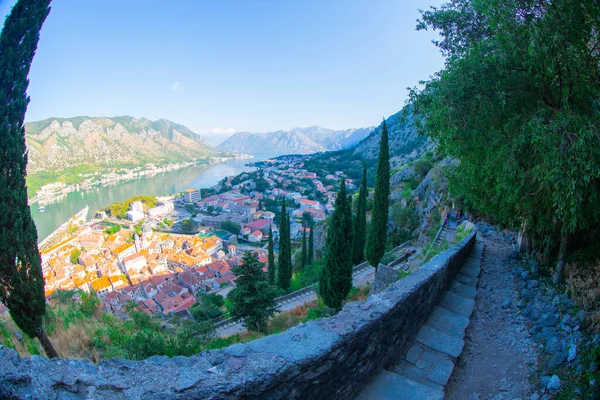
300, 222, 307, 269
307, 223, 314, 265
365, 120, 390, 272
352, 162, 368, 265
412, 0, 600, 283
0, 0, 57, 359
277, 199, 292, 290
220, 220, 241, 235
181, 217, 195, 233
70, 248, 81, 265
228, 251, 277, 332
318, 179, 354, 311
267, 224, 275, 285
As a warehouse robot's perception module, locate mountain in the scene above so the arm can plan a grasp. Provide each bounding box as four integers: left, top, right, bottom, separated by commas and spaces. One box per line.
25, 116, 218, 174
216, 126, 374, 154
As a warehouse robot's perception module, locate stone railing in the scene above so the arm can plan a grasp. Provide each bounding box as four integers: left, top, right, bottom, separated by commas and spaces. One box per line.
0, 232, 476, 400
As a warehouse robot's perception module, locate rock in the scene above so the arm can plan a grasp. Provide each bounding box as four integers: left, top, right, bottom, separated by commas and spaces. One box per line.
468, 392, 480, 400
590, 361, 598, 373
548, 352, 566, 368
502, 298, 512, 309
541, 376, 550, 387
527, 280, 539, 289
537, 313, 558, 328
567, 344, 577, 362
547, 375, 560, 391
521, 271, 530, 280
13, 331, 22, 341
530, 393, 540, 400
498, 377, 512, 391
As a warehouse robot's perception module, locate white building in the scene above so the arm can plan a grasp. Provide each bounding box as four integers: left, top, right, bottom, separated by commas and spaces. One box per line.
126, 209, 144, 222
184, 188, 201, 203
130, 201, 144, 213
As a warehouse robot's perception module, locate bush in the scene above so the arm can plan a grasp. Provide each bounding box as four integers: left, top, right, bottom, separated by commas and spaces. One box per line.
221, 220, 241, 234
414, 158, 434, 178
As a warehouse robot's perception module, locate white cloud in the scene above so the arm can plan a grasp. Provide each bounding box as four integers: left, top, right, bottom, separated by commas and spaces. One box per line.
210, 127, 236, 135
170, 82, 181, 91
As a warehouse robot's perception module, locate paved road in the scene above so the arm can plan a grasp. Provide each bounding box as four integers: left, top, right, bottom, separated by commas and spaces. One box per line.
217, 265, 376, 338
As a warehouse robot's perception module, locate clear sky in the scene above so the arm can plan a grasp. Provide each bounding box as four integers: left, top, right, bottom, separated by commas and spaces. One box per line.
1, 0, 444, 140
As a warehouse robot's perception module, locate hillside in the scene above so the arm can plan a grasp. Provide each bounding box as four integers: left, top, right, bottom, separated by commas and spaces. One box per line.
216, 126, 373, 154
25, 116, 218, 174
302, 106, 430, 184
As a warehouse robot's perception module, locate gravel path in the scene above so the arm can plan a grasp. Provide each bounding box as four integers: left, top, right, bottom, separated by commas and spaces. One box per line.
446, 233, 539, 400
217, 266, 375, 338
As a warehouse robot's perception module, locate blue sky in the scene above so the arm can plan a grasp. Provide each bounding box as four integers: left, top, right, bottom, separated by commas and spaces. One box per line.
1, 0, 445, 140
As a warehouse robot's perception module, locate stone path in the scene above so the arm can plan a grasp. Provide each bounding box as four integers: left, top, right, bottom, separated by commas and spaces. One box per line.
356, 238, 484, 400
445, 232, 538, 400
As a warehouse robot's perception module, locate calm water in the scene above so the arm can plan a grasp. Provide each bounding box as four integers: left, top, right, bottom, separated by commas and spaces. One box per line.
31, 153, 277, 242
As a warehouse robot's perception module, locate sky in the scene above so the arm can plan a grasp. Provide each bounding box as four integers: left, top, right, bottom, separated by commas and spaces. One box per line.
1, 0, 445, 142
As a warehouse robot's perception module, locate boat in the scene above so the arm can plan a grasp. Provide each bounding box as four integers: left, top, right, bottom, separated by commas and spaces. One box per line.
38, 206, 46, 212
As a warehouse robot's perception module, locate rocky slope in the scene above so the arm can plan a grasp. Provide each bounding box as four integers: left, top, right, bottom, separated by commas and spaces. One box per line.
217, 126, 373, 155
25, 116, 218, 173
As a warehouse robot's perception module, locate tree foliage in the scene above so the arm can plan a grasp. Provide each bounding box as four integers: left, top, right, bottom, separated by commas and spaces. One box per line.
0, 0, 56, 358
267, 224, 275, 285
319, 179, 353, 310
411, 0, 600, 282
220, 220, 241, 235
365, 120, 390, 271
70, 249, 81, 265
277, 200, 292, 290
307, 223, 314, 265
228, 251, 277, 332
352, 162, 368, 265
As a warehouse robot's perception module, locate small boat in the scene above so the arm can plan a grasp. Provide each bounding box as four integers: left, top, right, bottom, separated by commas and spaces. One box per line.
38, 206, 46, 212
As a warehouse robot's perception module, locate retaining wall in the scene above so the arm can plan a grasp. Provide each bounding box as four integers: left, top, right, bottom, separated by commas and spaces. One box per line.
0, 232, 476, 400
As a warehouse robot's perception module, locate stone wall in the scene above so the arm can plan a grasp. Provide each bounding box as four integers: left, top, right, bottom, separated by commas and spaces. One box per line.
0, 232, 476, 400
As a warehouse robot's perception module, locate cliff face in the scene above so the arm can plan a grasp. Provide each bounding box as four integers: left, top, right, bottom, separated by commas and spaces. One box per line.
25, 116, 218, 173
217, 126, 373, 155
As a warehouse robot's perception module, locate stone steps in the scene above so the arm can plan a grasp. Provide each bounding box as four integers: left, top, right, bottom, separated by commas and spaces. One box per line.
356, 238, 485, 400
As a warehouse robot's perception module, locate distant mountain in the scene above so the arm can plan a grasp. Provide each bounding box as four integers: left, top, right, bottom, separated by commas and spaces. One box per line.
216, 126, 374, 154
25, 116, 219, 174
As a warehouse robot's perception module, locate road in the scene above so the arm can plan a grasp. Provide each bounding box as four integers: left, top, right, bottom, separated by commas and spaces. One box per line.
216, 264, 376, 338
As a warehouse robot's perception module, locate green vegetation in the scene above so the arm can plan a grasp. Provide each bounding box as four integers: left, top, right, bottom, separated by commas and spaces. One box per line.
0, 0, 57, 359
181, 217, 196, 233
220, 220, 241, 235
189, 294, 225, 322
319, 179, 353, 311
300, 223, 308, 270
229, 252, 278, 333
267, 224, 275, 285
307, 223, 314, 265
106, 195, 157, 219
27, 164, 99, 197
69, 249, 81, 265
277, 200, 292, 291
352, 162, 368, 265
104, 224, 121, 235
412, 0, 600, 284
366, 120, 390, 272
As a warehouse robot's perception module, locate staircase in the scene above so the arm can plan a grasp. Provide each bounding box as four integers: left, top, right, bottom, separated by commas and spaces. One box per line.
356, 238, 484, 400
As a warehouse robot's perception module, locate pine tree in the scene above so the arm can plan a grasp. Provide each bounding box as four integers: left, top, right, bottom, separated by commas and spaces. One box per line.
267, 224, 275, 285
277, 199, 292, 290
352, 162, 368, 265
300, 222, 307, 269
366, 120, 390, 273
319, 179, 354, 311
307, 223, 314, 265
229, 251, 277, 332
0, 0, 57, 359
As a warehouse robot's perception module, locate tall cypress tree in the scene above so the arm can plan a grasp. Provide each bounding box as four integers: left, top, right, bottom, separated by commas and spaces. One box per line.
307, 223, 314, 265
267, 224, 275, 285
300, 222, 307, 269
0, 0, 58, 359
319, 179, 353, 311
352, 162, 368, 265
365, 120, 390, 273
229, 251, 277, 332
277, 199, 292, 290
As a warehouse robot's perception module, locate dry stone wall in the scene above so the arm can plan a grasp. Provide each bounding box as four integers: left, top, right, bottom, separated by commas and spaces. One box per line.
0, 232, 476, 400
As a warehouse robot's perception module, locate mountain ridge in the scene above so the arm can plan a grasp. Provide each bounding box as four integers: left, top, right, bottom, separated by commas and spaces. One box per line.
217, 126, 374, 154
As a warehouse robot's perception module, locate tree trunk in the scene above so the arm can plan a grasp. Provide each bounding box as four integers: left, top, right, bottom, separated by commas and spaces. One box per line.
552, 232, 569, 285
37, 327, 59, 359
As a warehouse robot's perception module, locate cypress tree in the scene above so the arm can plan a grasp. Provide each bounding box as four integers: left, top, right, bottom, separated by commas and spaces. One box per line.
0, 0, 58, 358
277, 199, 292, 290
318, 179, 353, 311
352, 162, 368, 265
300, 222, 307, 269
365, 120, 390, 273
229, 251, 277, 332
307, 223, 314, 265
267, 224, 275, 285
